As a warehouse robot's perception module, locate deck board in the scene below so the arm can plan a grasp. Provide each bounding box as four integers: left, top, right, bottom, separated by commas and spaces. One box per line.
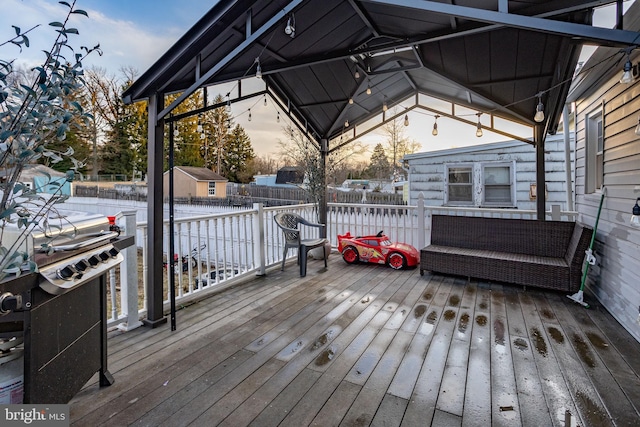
69, 256, 640, 426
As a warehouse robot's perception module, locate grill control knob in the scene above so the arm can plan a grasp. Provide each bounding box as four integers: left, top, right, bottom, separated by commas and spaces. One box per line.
75, 259, 89, 272
98, 251, 110, 262
57, 266, 76, 280
108, 247, 120, 258
88, 255, 101, 267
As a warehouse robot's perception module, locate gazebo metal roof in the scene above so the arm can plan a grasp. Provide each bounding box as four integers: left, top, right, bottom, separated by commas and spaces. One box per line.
123, 0, 639, 145
123, 0, 640, 327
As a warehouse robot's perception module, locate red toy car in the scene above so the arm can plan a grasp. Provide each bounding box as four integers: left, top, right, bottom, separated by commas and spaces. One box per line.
337, 231, 419, 270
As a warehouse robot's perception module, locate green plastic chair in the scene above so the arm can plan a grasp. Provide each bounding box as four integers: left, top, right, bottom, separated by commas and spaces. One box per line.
274, 212, 327, 277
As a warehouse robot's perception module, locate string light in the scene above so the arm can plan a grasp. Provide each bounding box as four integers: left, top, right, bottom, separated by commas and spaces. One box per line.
355, 69, 360, 79
255, 58, 262, 79
200, 132, 205, 140
404, 114, 409, 126
225, 94, 232, 113
476, 113, 483, 137
344, 119, 349, 127
349, 97, 354, 104
196, 116, 203, 133
382, 97, 388, 112
248, 108, 252, 121
263, 94, 267, 106
620, 49, 635, 84
366, 79, 371, 95
534, 93, 545, 123
277, 111, 280, 123
284, 14, 295, 38
634, 116, 640, 136
432, 115, 439, 136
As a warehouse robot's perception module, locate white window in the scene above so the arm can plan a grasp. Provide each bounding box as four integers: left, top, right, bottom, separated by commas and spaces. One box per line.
445, 165, 473, 204
482, 163, 514, 206
585, 108, 604, 193
445, 162, 515, 207
208, 181, 216, 196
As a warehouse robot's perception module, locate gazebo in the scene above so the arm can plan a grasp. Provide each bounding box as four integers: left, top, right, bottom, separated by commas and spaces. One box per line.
122, 0, 639, 327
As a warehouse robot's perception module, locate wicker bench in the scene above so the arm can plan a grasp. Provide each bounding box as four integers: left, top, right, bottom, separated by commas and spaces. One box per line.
420, 215, 593, 292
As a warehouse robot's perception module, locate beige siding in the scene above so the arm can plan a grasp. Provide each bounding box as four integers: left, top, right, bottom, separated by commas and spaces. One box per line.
574, 67, 640, 343
162, 169, 227, 198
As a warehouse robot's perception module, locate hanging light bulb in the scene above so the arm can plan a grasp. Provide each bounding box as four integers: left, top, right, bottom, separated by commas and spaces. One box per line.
226, 94, 232, 113
284, 14, 295, 38
344, 119, 349, 127
200, 132, 205, 140
354, 69, 360, 79
534, 94, 545, 123
255, 59, 262, 79
382, 99, 388, 112
349, 97, 354, 105
196, 116, 203, 133
620, 52, 635, 84
432, 115, 439, 136
476, 113, 483, 137
277, 111, 280, 123
631, 197, 640, 227
174, 127, 179, 137
248, 109, 252, 121
366, 79, 371, 95
263, 94, 267, 106
634, 116, 640, 136
404, 114, 409, 127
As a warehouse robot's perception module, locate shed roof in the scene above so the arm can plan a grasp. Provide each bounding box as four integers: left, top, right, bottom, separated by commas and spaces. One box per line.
166, 166, 228, 182
123, 1, 638, 146
275, 166, 304, 184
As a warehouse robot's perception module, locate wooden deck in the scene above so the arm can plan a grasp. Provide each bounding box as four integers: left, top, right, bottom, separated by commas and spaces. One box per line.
70, 255, 640, 426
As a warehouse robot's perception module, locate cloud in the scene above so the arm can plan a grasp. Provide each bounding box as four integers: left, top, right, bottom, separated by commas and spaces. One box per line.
0, 0, 184, 77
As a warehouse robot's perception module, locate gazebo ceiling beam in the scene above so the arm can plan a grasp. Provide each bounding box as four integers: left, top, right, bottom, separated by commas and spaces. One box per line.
362, 0, 640, 47
157, 0, 304, 121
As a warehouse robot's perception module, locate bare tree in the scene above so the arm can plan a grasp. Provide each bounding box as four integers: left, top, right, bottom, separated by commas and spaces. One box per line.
278, 126, 366, 215
380, 110, 421, 180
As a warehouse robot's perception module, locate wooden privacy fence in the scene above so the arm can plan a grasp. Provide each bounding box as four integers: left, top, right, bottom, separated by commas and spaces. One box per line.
76, 183, 405, 206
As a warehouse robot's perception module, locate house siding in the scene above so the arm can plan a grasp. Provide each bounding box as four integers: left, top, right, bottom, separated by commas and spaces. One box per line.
162, 168, 228, 198
405, 135, 574, 210
573, 60, 640, 343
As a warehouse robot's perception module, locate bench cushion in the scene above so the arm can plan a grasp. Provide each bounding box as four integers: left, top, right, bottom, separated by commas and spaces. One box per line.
421, 216, 592, 292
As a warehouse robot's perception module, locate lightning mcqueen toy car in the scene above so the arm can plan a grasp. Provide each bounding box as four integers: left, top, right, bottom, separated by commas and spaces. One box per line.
337, 231, 419, 270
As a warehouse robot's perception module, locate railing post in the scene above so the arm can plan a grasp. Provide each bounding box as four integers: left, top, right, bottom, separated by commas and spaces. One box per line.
417, 193, 425, 249
253, 203, 266, 276
117, 210, 143, 331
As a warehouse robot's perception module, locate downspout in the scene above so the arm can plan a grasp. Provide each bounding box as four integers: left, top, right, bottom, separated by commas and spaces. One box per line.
563, 104, 574, 211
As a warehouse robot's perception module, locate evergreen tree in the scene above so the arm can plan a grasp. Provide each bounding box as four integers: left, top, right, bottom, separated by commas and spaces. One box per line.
99, 115, 135, 175
223, 124, 255, 183
202, 94, 233, 175
367, 143, 391, 179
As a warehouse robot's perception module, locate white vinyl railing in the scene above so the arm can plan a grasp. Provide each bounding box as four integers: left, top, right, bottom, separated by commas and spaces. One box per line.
105, 194, 578, 330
